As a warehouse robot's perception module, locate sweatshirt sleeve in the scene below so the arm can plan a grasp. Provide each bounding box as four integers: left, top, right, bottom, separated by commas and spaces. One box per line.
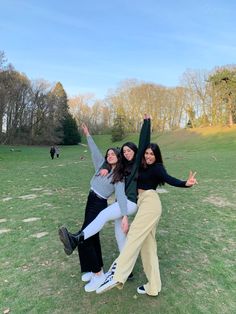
114, 181, 128, 216
157, 165, 188, 187
86, 135, 105, 171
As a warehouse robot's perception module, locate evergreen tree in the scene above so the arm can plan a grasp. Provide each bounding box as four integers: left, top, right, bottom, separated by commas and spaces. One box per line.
111, 114, 125, 142
61, 113, 81, 145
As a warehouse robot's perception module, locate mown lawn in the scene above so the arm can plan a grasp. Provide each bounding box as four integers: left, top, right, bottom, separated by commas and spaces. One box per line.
0, 128, 236, 314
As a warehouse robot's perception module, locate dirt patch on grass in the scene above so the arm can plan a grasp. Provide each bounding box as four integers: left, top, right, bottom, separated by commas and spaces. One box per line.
42, 190, 53, 195
0, 219, 7, 223
0, 229, 11, 234
156, 188, 169, 193
203, 196, 234, 207
35, 203, 53, 208
19, 194, 38, 200
22, 217, 41, 222
32, 232, 49, 238
2, 197, 13, 202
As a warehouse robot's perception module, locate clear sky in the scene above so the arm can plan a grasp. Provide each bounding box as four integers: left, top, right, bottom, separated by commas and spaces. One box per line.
1, 0, 236, 99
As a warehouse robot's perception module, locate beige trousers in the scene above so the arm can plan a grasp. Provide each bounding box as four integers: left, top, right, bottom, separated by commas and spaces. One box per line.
113, 190, 162, 296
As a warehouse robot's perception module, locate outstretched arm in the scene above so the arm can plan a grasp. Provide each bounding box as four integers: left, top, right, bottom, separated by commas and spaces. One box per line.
81, 123, 104, 171
136, 114, 151, 165
81, 123, 90, 136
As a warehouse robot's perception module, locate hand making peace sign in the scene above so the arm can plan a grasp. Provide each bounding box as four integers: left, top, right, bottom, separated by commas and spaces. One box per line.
186, 171, 198, 186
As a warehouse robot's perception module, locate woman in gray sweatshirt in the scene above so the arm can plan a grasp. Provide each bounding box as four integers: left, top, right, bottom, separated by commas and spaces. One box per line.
58, 123, 127, 292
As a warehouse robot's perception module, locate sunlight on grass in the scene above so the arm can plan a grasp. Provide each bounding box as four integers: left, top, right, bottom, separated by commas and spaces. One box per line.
0, 127, 236, 313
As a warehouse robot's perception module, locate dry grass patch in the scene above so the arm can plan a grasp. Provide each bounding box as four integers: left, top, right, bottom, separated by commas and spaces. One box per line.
31, 232, 49, 238
0, 229, 11, 234
203, 195, 234, 207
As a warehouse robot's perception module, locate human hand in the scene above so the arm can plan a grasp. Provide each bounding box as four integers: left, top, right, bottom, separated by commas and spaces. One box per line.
81, 123, 90, 136
144, 114, 151, 120
99, 169, 109, 176
186, 171, 198, 187
121, 216, 129, 234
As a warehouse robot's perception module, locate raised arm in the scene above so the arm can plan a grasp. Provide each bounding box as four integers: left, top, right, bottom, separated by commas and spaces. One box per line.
81, 123, 104, 171
136, 114, 151, 165
125, 115, 151, 188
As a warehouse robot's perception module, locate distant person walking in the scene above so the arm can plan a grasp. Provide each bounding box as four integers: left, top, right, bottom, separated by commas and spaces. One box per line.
50, 146, 56, 159
55, 146, 60, 158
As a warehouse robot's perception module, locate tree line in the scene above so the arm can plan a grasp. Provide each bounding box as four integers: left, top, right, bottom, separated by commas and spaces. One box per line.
1, 50, 236, 145
0, 51, 80, 145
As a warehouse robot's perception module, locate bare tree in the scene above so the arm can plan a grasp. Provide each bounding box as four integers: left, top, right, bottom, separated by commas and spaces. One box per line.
181, 69, 210, 127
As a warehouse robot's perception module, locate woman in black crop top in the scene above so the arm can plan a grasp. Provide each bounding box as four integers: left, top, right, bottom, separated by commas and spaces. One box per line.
96, 143, 197, 296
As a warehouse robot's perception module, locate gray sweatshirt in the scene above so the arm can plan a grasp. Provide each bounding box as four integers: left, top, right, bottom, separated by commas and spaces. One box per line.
86, 135, 128, 216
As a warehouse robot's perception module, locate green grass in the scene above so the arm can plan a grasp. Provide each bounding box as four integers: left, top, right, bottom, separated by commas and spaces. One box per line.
0, 128, 236, 314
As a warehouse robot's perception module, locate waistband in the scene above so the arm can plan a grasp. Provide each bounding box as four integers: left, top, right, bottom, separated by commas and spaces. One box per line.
89, 189, 107, 200
138, 189, 159, 200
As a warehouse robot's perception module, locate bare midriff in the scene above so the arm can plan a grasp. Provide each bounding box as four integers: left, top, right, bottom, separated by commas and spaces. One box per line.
138, 189, 145, 194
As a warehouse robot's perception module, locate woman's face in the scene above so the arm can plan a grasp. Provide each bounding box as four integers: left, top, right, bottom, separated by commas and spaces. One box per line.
144, 148, 156, 165
122, 146, 135, 161
106, 149, 118, 165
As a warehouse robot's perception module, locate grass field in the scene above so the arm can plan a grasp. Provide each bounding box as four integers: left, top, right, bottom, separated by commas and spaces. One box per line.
0, 127, 236, 314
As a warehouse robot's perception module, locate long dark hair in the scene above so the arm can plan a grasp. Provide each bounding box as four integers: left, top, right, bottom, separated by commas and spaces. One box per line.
142, 143, 164, 167
142, 143, 165, 185
121, 142, 138, 176
104, 147, 124, 183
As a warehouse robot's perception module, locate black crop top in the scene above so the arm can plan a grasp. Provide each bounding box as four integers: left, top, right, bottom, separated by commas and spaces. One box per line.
137, 163, 187, 190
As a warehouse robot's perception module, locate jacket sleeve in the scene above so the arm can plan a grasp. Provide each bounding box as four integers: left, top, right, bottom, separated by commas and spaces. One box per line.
86, 135, 105, 171
136, 118, 151, 166
126, 118, 151, 188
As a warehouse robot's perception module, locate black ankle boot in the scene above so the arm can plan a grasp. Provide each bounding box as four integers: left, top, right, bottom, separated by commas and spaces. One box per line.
68, 232, 79, 249
58, 227, 77, 255
75, 230, 84, 244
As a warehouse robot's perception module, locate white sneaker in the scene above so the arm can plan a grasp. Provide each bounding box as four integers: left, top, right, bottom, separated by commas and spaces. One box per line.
105, 262, 117, 277
137, 285, 146, 295
96, 275, 118, 294
81, 272, 93, 282
84, 272, 106, 292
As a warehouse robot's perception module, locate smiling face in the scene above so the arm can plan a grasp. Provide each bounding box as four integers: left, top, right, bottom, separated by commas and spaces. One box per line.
122, 145, 135, 161
106, 149, 118, 166
144, 148, 156, 165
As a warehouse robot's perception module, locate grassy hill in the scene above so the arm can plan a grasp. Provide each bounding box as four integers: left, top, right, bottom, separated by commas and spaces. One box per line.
0, 126, 235, 314
91, 125, 236, 152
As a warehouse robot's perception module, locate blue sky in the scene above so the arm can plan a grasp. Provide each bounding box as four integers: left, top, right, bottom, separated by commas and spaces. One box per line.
1, 0, 236, 99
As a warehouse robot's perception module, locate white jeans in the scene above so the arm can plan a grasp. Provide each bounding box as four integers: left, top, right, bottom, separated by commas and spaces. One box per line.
83, 200, 137, 251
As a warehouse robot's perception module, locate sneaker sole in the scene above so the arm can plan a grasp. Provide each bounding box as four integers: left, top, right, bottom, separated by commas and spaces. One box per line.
58, 227, 73, 255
